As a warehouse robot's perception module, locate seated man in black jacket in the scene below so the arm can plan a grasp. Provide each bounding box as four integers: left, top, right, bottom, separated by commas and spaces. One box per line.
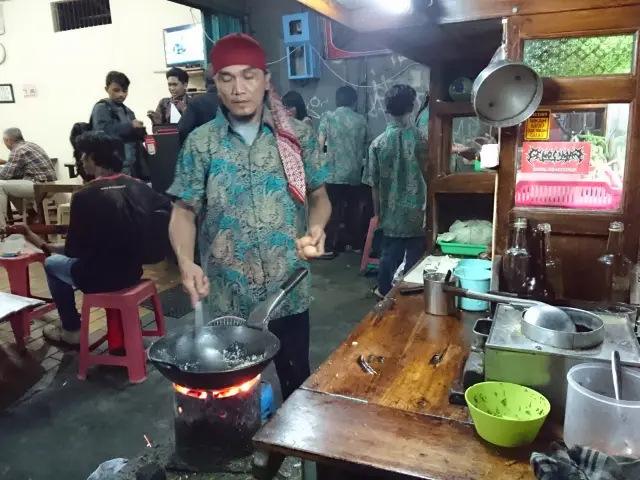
27, 131, 169, 347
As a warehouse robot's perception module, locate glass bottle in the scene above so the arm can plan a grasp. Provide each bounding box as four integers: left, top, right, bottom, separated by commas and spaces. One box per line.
523, 226, 555, 302
539, 223, 564, 299
627, 237, 640, 305
502, 218, 530, 295
598, 222, 633, 303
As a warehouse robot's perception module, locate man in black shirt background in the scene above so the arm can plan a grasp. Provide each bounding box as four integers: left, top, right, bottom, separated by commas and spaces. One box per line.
24, 131, 170, 347
177, 70, 219, 144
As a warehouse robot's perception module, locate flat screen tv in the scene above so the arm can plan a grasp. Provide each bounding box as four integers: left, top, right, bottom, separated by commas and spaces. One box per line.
163, 24, 205, 68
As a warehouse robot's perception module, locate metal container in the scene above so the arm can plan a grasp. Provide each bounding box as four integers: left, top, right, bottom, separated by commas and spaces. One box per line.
521, 307, 605, 350
485, 304, 640, 416
423, 271, 457, 316
472, 21, 543, 128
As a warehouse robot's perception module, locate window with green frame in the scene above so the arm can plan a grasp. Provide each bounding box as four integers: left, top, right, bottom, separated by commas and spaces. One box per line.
523, 34, 637, 77
203, 13, 244, 63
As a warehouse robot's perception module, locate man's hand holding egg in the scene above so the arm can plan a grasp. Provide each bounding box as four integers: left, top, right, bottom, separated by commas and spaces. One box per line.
296, 226, 326, 260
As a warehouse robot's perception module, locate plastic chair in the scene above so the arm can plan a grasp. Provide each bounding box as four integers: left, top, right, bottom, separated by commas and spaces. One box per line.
360, 216, 380, 273
0, 252, 56, 336
78, 280, 166, 384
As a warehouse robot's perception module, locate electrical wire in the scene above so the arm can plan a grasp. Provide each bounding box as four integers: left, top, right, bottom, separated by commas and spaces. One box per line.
189, 8, 423, 89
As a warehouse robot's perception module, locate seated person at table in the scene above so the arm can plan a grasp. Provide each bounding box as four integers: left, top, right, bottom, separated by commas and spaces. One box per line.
23, 131, 170, 347
148, 67, 191, 125
363, 84, 427, 298
0, 128, 57, 228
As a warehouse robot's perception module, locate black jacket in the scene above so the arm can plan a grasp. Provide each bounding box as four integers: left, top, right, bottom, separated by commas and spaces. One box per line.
65, 174, 171, 293
177, 90, 220, 144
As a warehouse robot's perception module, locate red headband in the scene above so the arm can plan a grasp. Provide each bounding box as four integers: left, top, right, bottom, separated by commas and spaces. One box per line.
210, 34, 267, 73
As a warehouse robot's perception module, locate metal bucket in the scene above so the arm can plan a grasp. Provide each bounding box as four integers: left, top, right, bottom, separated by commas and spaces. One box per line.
423, 271, 457, 316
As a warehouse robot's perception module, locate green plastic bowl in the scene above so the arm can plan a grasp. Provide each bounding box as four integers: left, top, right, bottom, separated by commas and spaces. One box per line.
465, 382, 550, 447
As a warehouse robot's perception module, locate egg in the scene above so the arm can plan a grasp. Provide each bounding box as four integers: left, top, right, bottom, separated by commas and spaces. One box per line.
303, 245, 318, 257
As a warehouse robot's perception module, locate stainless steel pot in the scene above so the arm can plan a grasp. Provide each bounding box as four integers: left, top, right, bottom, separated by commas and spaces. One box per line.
521, 307, 605, 349
423, 271, 457, 316
423, 272, 541, 316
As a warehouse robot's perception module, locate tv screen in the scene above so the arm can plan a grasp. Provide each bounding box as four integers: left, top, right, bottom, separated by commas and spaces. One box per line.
163, 24, 205, 67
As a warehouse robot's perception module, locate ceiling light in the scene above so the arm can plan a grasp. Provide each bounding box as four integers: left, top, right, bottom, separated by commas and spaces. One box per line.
375, 0, 412, 14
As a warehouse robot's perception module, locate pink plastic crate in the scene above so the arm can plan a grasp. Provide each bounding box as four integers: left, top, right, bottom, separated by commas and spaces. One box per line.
515, 172, 622, 210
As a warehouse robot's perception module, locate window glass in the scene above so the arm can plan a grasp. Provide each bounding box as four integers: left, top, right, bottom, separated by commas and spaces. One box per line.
523, 34, 636, 77
514, 105, 629, 211
450, 116, 494, 173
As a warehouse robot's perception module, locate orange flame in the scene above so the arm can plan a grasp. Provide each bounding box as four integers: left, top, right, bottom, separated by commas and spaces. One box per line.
173, 375, 261, 400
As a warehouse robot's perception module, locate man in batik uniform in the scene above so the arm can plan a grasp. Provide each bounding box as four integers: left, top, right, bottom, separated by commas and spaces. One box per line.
318, 86, 368, 256
363, 85, 428, 299
168, 34, 331, 400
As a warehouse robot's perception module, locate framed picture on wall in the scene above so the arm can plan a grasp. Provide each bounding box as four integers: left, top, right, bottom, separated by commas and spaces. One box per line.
0, 84, 15, 103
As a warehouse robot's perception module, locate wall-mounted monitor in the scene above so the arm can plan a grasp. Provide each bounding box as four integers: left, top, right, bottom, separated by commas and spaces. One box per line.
163, 24, 205, 68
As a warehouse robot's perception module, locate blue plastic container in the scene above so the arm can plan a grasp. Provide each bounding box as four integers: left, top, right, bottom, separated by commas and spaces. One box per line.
456, 259, 492, 271
454, 267, 492, 311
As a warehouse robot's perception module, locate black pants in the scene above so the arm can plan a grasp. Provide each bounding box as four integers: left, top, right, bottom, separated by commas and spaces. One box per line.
268, 310, 311, 400
326, 184, 366, 252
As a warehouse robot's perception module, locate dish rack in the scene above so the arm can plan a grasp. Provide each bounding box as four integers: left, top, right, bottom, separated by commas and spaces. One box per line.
515, 171, 622, 210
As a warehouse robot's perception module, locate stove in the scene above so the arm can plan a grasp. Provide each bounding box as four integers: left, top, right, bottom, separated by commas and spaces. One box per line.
173, 374, 262, 471
485, 304, 640, 415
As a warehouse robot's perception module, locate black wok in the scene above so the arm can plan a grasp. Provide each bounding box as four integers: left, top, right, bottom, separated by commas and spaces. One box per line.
147, 268, 308, 390
148, 319, 280, 390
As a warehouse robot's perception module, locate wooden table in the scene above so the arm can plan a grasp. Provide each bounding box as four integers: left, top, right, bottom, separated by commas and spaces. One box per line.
254, 292, 553, 479
33, 182, 83, 221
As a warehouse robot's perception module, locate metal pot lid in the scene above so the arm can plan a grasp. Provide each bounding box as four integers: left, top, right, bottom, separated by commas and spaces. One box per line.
472, 59, 543, 128
521, 307, 605, 350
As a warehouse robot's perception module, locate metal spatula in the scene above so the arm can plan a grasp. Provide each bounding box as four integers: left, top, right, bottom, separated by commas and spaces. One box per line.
246, 268, 309, 330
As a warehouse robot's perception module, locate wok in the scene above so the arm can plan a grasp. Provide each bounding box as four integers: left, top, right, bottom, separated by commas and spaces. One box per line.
148, 268, 308, 390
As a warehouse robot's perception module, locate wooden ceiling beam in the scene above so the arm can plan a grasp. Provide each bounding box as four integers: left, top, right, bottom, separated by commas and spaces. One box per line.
297, 0, 640, 29
435, 0, 640, 24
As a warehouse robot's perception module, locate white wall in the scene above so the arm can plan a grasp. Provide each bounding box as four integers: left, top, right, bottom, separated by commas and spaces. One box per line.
0, 0, 196, 178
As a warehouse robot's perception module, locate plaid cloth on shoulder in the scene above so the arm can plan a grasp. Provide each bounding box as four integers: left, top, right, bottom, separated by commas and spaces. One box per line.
0, 141, 57, 182
531, 441, 640, 480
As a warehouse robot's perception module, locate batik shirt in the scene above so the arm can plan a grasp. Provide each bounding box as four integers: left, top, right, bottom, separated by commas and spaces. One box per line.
363, 121, 427, 238
318, 107, 368, 185
168, 109, 328, 320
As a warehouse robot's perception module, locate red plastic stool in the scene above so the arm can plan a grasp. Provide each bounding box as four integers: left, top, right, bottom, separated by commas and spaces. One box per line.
78, 280, 166, 384
0, 252, 56, 336
360, 216, 380, 273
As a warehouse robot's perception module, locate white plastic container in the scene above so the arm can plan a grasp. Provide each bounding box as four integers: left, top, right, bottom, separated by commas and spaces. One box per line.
565, 363, 640, 457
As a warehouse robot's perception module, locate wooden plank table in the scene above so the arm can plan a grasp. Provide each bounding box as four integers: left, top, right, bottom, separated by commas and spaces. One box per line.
33, 182, 83, 221
254, 291, 552, 479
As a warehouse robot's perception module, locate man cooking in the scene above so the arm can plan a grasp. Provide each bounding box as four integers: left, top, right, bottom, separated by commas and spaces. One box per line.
167, 33, 331, 400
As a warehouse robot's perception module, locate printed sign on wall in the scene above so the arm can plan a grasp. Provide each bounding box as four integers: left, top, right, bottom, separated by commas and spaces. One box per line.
524, 110, 551, 141
521, 141, 592, 174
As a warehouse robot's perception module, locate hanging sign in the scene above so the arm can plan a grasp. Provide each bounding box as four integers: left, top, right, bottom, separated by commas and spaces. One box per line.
521, 141, 591, 174
524, 110, 551, 141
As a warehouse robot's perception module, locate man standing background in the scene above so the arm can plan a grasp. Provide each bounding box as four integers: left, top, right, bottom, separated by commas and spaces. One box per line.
91, 71, 149, 180
318, 86, 368, 257
364, 85, 428, 299
0, 128, 57, 227
168, 34, 331, 400
148, 67, 191, 125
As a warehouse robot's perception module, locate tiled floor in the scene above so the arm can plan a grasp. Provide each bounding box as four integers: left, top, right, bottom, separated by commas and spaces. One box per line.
0, 259, 182, 408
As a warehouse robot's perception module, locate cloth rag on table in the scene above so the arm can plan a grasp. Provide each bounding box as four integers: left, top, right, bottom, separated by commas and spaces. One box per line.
530, 442, 640, 480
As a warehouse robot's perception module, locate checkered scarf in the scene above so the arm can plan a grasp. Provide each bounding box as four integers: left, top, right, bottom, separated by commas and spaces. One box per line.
531, 441, 640, 480
269, 88, 306, 204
